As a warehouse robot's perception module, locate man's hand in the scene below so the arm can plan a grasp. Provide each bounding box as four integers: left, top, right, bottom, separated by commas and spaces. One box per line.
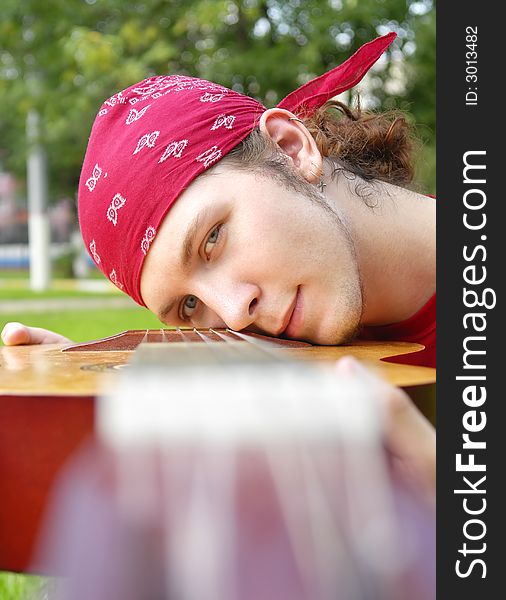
335, 356, 436, 506
1, 322, 73, 346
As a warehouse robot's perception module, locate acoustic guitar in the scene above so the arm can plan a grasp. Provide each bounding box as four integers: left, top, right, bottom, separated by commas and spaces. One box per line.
0, 329, 435, 576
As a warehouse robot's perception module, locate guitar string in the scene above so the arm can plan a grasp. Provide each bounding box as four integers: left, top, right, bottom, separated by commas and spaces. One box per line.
214, 328, 284, 363
193, 328, 237, 365
175, 327, 197, 363
207, 328, 265, 364
141, 326, 287, 364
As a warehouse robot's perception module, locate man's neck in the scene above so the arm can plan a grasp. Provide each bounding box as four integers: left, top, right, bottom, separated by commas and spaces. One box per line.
325, 170, 436, 326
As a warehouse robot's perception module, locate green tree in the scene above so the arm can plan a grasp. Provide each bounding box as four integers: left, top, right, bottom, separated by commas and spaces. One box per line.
0, 0, 435, 199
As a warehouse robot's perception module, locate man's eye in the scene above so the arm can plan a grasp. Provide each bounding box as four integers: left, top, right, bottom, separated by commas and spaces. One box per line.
181, 295, 198, 319
204, 224, 222, 259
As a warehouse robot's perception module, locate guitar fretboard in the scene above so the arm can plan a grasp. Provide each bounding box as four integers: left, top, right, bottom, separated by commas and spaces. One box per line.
62, 328, 311, 352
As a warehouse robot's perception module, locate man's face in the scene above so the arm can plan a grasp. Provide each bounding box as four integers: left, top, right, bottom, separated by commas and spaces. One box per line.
140, 166, 363, 345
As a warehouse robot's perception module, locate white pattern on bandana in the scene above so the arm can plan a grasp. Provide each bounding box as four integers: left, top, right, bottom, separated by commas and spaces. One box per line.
211, 114, 236, 130
109, 269, 124, 290
141, 226, 156, 255
200, 92, 226, 103
158, 139, 189, 163
85, 164, 102, 192
104, 91, 125, 107
89, 240, 101, 265
133, 78, 178, 97
107, 193, 126, 226
196, 146, 222, 168
133, 131, 160, 155
125, 105, 151, 125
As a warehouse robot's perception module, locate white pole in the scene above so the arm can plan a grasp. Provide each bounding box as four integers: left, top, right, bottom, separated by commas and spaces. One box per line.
26, 109, 51, 291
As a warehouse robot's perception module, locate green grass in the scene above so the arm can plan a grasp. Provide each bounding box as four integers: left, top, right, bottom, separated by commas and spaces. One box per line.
0, 270, 31, 280
0, 288, 119, 300
0, 572, 47, 600
0, 277, 120, 300
0, 268, 104, 280
1, 307, 163, 343
0, 277, 164, 341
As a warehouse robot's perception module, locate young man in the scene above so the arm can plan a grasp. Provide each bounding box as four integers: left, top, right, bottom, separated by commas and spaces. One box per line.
2, 32, 435, 366
1, 32, 436, 500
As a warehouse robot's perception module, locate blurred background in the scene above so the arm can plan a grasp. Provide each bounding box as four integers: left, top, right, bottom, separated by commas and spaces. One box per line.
0, 1, 434, 595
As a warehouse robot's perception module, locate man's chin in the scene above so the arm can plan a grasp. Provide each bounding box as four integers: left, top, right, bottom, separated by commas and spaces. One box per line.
243, 323, 359, 347
304, 323, 361, 346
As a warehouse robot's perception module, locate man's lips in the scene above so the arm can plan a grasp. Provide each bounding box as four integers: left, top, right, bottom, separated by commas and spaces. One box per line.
281, 286, 303, 338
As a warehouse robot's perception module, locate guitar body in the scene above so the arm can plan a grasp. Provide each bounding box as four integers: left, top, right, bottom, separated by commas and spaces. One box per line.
0, 330, 435, 572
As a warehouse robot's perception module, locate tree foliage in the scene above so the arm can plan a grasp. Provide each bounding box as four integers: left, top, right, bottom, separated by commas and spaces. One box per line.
0, 0, 435, 198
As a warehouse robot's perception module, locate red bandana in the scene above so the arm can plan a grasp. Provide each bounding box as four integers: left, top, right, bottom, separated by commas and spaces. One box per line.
78, 32, 395, 306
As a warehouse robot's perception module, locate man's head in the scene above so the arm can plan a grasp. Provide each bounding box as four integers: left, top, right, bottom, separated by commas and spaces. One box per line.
140, 112, 363, 344
77, 34, 395, 342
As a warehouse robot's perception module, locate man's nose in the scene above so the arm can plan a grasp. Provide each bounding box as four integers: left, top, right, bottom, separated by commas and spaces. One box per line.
197, 279, 260, 332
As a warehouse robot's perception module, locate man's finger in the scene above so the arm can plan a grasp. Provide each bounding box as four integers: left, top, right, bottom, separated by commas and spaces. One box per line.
1, 322, 72, 346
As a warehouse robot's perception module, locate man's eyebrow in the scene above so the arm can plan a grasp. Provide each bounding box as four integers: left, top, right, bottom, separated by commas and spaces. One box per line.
158, 298, 176, 323
157, 208, 210, 322
182, 207, 210, 269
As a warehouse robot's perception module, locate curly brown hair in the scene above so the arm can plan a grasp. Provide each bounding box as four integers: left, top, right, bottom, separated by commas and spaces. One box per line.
216, 99, 418, 200
303, 100, 416, 187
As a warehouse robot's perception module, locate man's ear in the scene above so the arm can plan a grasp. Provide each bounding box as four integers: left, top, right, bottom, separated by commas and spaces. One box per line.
258, 108, 322, 183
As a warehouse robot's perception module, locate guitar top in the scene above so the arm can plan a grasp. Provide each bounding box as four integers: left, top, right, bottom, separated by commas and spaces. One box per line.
0, 328, 436, 397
